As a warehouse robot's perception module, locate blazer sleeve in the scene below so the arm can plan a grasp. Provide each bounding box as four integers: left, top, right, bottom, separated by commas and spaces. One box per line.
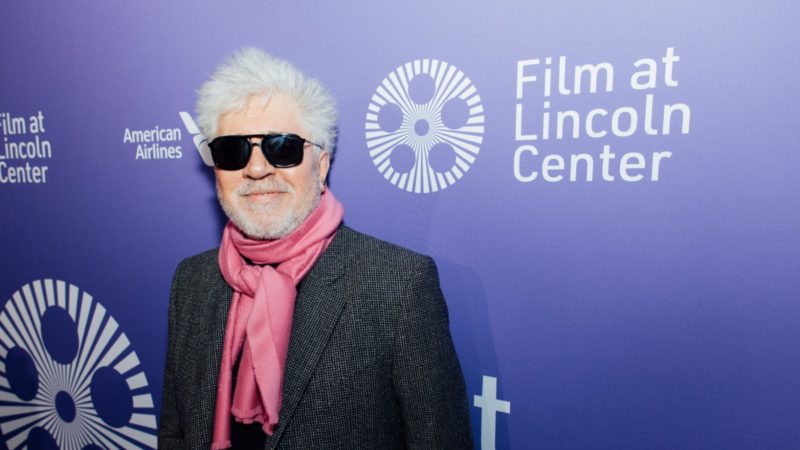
158, 261, 186, 449
392, 256, 473, 449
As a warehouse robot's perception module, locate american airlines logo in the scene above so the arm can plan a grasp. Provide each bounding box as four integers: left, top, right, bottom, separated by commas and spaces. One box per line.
179, 112, 213, 166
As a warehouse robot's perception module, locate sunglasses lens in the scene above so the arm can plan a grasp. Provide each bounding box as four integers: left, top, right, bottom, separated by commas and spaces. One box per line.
210, 136, 251, 170
263, 134, 305, 168
209, 134, 307, 170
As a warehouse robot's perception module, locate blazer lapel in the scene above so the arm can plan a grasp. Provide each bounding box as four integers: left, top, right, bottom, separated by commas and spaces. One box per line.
268, 229, 351, 448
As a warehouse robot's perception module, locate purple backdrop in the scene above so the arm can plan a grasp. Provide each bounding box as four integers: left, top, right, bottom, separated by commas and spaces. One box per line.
1, 1, 798, 448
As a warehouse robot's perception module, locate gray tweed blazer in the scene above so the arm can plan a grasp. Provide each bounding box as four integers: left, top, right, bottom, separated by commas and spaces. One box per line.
158, 226, 473, 449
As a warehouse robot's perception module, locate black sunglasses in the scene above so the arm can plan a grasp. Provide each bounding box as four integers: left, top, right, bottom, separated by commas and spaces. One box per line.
207, 133, 322, 170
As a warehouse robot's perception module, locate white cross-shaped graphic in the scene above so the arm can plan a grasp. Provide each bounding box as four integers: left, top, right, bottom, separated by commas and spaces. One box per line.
474, 375, 511, 450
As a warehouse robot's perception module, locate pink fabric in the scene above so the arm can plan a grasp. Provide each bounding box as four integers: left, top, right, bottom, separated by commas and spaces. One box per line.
210, 191, 344, 450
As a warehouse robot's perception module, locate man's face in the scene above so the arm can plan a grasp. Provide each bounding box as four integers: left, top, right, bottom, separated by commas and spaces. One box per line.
214, 94, 330, 240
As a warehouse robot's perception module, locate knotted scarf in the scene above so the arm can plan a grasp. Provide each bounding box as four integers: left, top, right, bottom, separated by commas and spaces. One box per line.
211, 190, 344, 450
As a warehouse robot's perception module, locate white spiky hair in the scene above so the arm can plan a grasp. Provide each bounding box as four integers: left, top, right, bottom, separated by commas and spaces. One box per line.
196, 47, 337, 155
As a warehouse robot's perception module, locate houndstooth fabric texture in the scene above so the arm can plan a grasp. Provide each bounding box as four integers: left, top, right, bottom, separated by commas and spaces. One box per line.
158, 226, 473, 449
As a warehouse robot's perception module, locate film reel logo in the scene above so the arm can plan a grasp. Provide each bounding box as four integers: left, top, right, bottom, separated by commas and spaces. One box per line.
0, 280, 158, 449
366, 59, 485, 193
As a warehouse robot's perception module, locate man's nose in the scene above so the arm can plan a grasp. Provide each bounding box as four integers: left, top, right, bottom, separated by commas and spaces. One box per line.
242, 142, 275, 179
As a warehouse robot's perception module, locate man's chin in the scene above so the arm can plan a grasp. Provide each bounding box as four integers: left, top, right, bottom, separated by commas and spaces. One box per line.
221, 189, 321, 240
233, 216, 292, 241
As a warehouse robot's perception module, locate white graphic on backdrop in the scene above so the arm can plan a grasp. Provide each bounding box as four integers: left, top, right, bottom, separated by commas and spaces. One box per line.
0, 280, 158, 449
474, 375, 511, 450
366, 59, 484, 193
178, 112, 214, 166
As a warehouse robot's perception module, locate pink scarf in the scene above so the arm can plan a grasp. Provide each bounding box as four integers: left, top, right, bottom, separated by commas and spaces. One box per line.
211, 191, 344, 450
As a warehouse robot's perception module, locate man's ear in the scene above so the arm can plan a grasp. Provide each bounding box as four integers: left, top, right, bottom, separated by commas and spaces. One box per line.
317, 150, 331, 190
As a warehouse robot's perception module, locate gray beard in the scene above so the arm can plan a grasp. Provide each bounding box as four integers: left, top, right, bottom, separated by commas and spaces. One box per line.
217, 168, 322, 240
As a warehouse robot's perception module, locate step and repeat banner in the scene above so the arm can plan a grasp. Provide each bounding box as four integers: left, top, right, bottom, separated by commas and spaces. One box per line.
1, 1, 798, 449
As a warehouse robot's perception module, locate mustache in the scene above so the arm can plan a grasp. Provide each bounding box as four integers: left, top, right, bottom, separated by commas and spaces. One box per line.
236, 180, 292, 196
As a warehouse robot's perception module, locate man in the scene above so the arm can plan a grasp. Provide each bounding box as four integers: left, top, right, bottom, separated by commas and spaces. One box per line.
158, 48, 472, 449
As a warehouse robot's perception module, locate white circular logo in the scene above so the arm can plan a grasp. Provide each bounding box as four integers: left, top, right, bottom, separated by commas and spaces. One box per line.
365, 59, 485, 193
0, 280, 158, 449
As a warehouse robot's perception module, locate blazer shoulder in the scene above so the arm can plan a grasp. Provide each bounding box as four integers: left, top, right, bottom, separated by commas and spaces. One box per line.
173, 248, 220, 278
336, 225, 433, 270
178, 247, 219, 270
171, 247, 225, 299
